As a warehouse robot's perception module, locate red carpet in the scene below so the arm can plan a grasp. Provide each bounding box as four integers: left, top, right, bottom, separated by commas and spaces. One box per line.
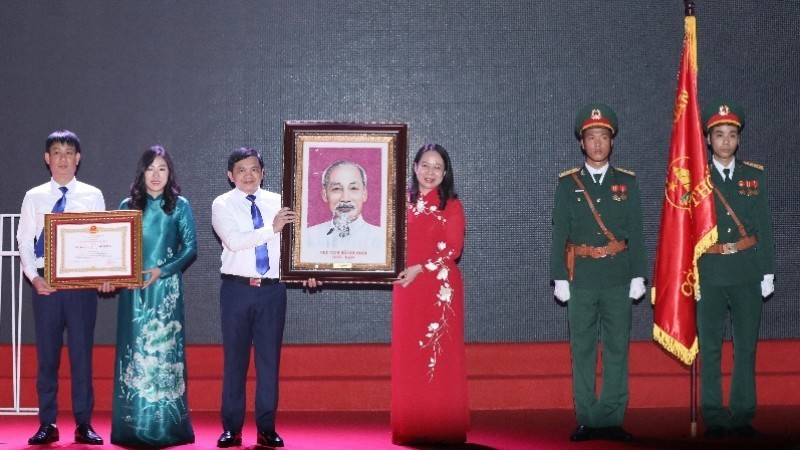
3, 342, 800, 448
0, 407, 799, 449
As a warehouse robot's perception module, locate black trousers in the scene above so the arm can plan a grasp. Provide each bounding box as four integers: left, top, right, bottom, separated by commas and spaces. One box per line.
32, 288, 98, 425
219, 279, 287, 433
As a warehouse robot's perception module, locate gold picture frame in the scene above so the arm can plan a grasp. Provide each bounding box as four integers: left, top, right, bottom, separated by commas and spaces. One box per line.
281, 121, 407, 283
44, 210, 143, 289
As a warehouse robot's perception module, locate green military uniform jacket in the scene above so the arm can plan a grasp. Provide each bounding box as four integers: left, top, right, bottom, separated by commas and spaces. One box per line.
550, 166, 647, 289
698, 160, 776, 286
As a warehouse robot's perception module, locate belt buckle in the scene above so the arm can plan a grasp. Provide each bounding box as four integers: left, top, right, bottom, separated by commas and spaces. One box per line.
249, 278, 261, 287
723, 242, 738, 254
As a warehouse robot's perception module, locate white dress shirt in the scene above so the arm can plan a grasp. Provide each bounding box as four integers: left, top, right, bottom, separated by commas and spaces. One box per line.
212, 187, 282, 279
17, 177, 106, 282
712, 157, 735, 180
584, 163, 609, 184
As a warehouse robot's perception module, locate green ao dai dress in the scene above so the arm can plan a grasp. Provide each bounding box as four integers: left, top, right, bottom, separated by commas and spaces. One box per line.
111, 195, 196, 447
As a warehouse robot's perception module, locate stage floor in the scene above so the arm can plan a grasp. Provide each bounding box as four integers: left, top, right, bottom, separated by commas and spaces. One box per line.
1, 407, 799, 450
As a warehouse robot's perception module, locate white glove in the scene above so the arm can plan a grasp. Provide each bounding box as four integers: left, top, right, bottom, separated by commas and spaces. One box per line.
554, 280, 570, 303
761, 274, 775, 298
629, 277, 646, 300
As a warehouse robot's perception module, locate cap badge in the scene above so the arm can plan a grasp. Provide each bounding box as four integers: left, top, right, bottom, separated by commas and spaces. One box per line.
718, 105, 730, 116
591, 109, 602, 120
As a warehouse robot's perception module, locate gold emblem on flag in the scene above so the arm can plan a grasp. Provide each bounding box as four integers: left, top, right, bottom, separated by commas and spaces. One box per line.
664, 157, 713, 210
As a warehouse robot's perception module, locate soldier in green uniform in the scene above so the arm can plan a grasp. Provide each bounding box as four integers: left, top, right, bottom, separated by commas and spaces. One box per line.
697, 100, 775, 439
550, 103, 647, 442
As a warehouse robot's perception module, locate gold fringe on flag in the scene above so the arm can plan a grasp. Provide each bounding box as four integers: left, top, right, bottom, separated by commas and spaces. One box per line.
653, 323, 698, 366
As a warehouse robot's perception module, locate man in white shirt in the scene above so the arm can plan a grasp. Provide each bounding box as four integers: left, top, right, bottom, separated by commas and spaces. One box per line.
17, 130, 106, 446
211, 148, 296, 449
301, 160, 385, 264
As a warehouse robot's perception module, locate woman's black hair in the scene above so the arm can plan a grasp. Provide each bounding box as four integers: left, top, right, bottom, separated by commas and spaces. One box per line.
129, 145, 181, 214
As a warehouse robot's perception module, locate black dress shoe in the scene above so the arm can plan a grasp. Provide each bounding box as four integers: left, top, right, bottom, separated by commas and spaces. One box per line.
257, 431, 284, 448
75, 423, 103, 445
28, 424, 59, 445
732, 424, 760, 438
569, 425, 594, 441
704, 426, 727, 439
217, 430, 242, 448
603, 426, 633, 441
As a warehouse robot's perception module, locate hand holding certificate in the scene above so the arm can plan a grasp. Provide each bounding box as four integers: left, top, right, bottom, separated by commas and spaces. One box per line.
44, 211, 143, 289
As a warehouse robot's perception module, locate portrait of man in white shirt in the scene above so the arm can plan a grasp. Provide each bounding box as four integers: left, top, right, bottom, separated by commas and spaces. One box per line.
301, 160, 386, 265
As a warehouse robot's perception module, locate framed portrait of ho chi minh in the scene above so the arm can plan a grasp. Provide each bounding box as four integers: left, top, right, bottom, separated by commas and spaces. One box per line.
281, 121, 407, 284
44, 210, 143, 289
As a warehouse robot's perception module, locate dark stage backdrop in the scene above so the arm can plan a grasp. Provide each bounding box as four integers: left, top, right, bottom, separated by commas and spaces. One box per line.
1, 1, 798, 345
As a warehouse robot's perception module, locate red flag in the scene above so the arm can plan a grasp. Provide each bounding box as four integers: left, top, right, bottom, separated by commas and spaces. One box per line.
652, 15, 717, 365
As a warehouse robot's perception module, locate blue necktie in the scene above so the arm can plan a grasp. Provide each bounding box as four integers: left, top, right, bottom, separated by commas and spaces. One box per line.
34, 186, 68, 258
247, 194, 270, 275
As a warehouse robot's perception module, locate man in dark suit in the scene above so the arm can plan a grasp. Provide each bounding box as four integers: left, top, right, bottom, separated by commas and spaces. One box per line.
697, 100, 776, 439
17, 130, 106, 445
550, 104, 647, 442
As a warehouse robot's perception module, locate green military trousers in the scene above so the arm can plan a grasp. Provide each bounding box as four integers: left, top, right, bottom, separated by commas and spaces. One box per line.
697, 281, 762, 429
568, 283, 631, 427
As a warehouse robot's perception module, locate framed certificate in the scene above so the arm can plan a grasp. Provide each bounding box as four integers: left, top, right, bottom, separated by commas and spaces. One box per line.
281, 121, 407, 284
44, 210, 143, 289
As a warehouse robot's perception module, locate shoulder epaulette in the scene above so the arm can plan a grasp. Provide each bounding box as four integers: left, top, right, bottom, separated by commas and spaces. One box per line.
559, 167, 580, 178
742, 160, 764, 171
613, 166, 636, 177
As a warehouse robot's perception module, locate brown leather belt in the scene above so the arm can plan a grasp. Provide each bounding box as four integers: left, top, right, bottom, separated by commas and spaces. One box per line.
570, 239, 628, 258
705, 235, 757, 255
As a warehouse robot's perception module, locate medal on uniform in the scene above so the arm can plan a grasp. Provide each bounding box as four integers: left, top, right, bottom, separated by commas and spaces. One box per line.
738, 179, 759, 196
611, 184, 627, 201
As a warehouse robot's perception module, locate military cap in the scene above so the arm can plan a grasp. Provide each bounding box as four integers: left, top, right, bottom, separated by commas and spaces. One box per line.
702, 99, 745, 133
574, 103, 618, 139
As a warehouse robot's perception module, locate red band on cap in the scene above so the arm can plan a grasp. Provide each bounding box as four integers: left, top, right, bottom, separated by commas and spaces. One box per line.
706, 113, 741, 129
581, 118, 614, 134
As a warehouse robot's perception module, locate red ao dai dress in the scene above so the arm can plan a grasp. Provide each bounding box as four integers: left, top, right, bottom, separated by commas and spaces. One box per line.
391, 189, 469, 445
